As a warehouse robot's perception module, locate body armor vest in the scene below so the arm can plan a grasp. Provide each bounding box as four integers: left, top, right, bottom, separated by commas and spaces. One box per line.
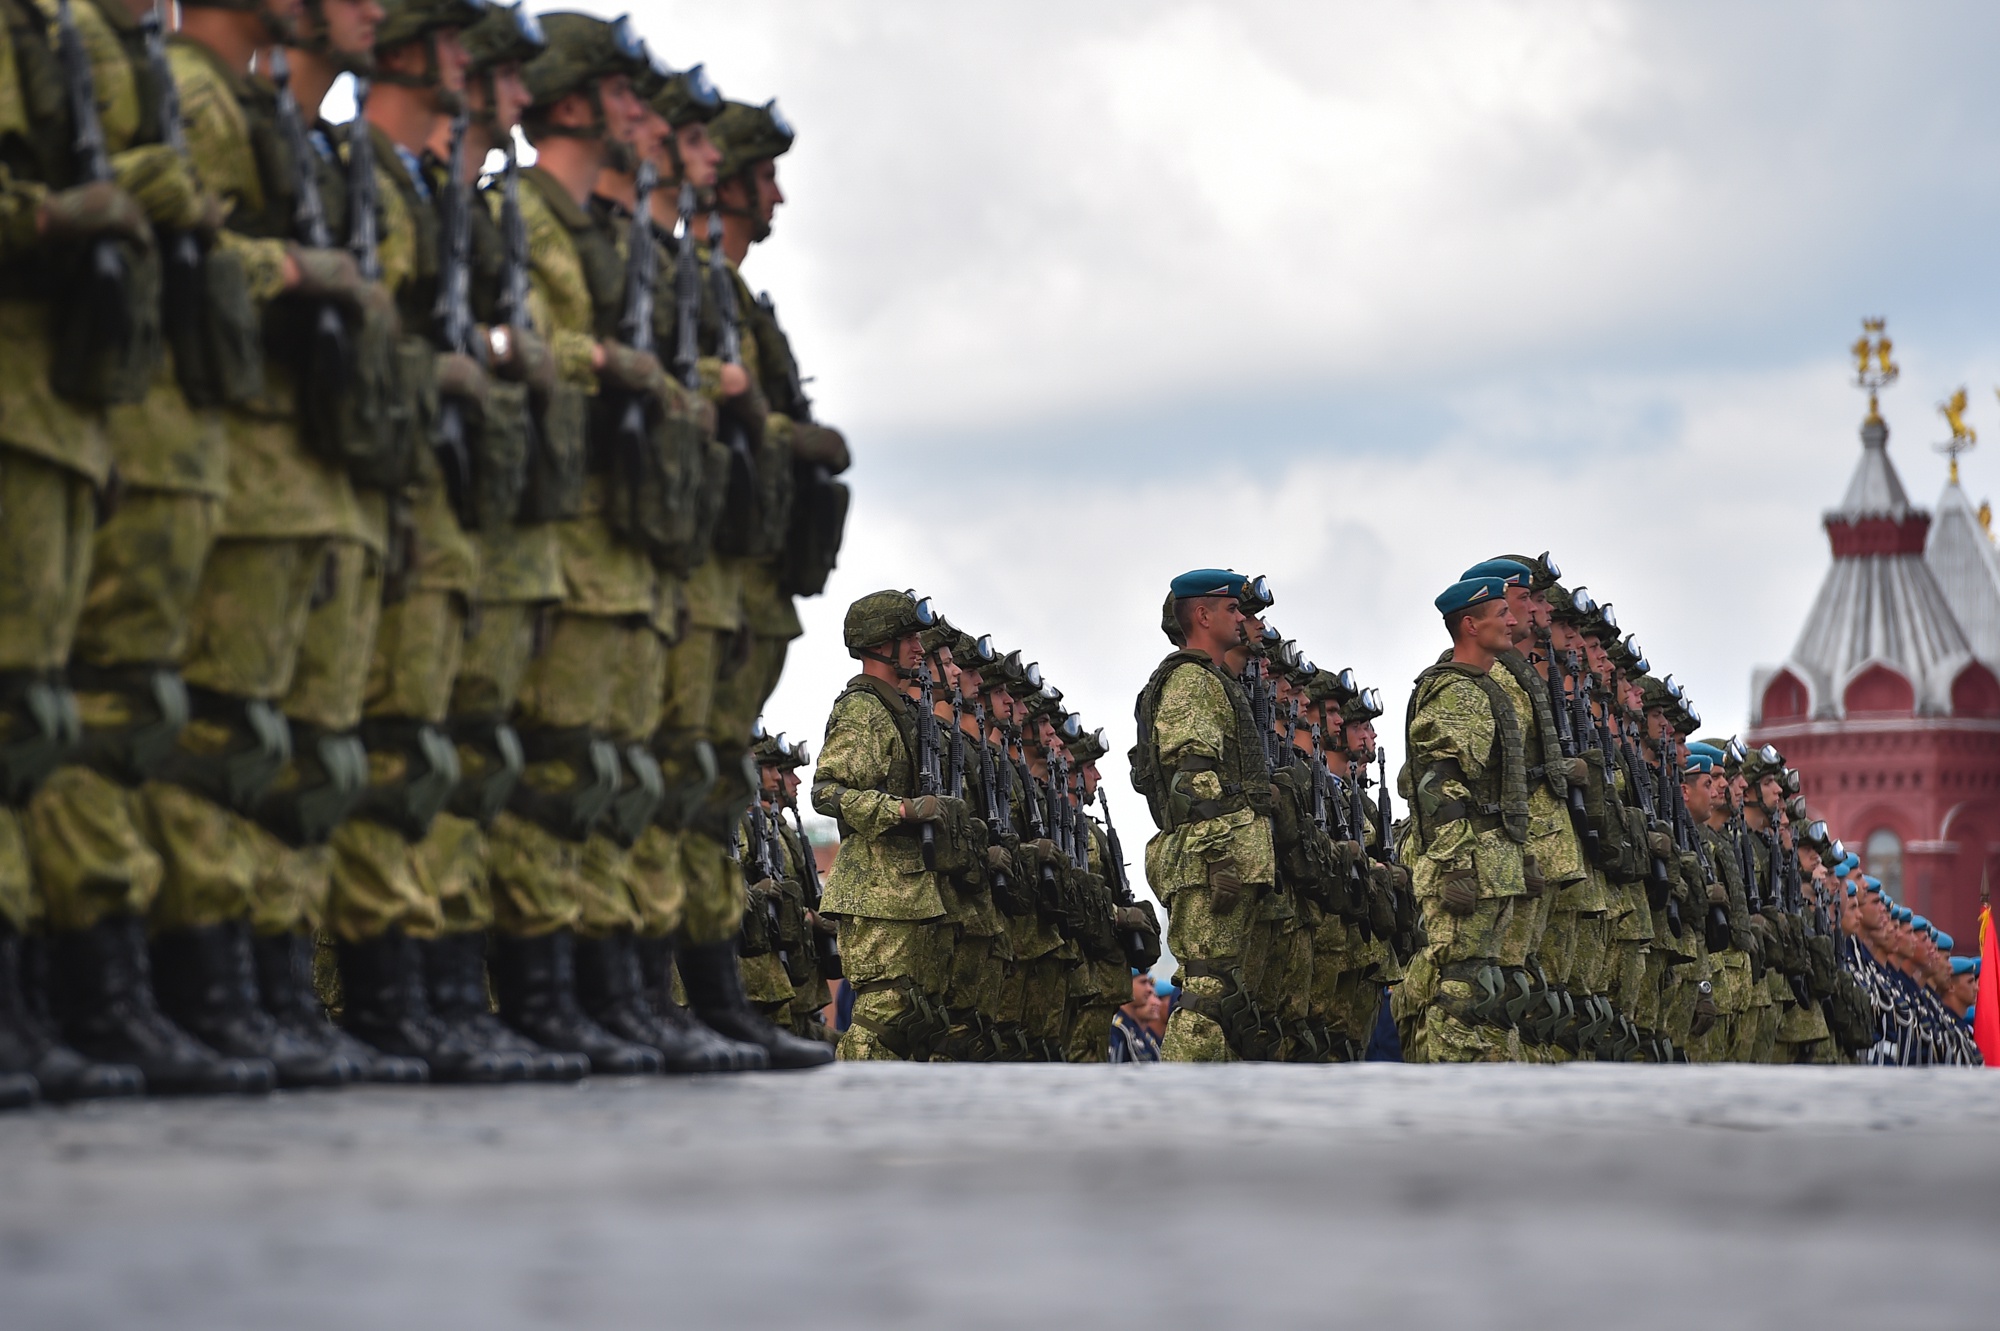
1403, 660, 1529, 847
1496, 648, 1567, 799
1129, 650, 1271, 833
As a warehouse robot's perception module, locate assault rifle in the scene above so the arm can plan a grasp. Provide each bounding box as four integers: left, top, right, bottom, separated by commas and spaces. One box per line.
1098, 789, 1149, 961
606, 159, 660, 504
344, 81, 380, 282
491, 137, 548, 515
1550, 648, 1600, 858
669, 181, 700, 390
431, 110, 477, 527
913, 658, 941, 872
1629, 718, 1674, 909
705, 212, 759, 512
778, 777, 839, 976
54, 0, 132, 359
267, 49, 352, 436
946, 679, 967, 802
1012, 725, 1059, 899
973, 699, 1012, 899
143, 0, 207, 391
1374, 749, 1397, 867
743, 792, 788, 972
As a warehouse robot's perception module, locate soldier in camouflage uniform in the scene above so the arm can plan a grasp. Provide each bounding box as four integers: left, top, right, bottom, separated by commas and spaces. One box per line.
1063, 725, 1149, 1063
1132, 570, 1277, 1063
0, 0, 210, 1101
815, 590, 956, 1061
740, 728, 837, 1042
1394, 575, 1529, 1063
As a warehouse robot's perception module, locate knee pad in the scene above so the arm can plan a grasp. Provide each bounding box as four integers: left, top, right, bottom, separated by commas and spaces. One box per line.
604, 744, 665, 849
508, 726, 620, 842
0, 670, 82, 802
69, 663, 190, 785
251, 722, 368, 846
357, 718, 463, 841
157, 686, 292, 813
446, 716, 523, 827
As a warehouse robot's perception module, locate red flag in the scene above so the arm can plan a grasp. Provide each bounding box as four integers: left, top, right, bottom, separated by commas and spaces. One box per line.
1978, 904, 2000, 1067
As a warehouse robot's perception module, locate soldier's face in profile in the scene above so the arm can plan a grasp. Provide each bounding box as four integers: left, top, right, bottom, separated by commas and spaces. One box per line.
1081, 762, 1100, 799
1345, 721, 1376, 762
752, 160, 784, 226
934, 648, 961, 695
1681, 772, 1714, 821
759, 763, 783, 795
319, 0, 381, 56
1464, 600, 1515, 654
1503, 585, 1534, 646
1757, 775, 1784, 810
782, 769, 800, 801
627, 105, 670, 165
432, 28, 470, 95
894, 633, 925, 674
489, 64, 530, 135
674, 122, 721, 190
598, 73, 646, 145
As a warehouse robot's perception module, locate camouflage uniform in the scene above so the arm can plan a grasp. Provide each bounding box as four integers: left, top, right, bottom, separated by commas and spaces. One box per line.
1135, 651, 1277, 1063
1393, 663, 1529, 1063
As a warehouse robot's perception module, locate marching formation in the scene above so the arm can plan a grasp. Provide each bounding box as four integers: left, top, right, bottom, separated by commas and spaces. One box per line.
807, 591, 1162, 1062
0, 0, 850, 1107
1134, 561, 1986, 1064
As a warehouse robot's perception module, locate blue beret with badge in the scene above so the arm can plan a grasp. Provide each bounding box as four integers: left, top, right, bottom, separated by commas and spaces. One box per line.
1435, 576, 1509, 618
1170, 568, 1248, 601
1935, 931, 1955, 951
1952, 955, 1980, 977
1460, 558, 1533, 586
1682, 748, 1718, 776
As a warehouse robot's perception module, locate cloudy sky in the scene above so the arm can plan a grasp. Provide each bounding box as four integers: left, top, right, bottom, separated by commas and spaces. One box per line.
355, 4, 2000, 840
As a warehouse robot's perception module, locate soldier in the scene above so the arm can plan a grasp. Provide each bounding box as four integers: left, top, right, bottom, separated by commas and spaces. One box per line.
2, 0, 211, 1100
1064, 724, 1148, 1063
814, 590, 955, 1061
762, 730, 840, 1041
736, 726, 804, 1031
1132, 569, 1277, 1063
1735, 744, 1787, 1061
1394, 575, 1528, 1063
1687, 740, 1756, 1061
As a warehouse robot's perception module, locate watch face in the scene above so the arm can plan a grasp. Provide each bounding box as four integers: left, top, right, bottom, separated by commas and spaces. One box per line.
489, 325, 511, 360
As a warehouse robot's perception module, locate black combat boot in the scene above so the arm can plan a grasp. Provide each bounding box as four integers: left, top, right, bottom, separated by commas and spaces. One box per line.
421, 933, 586, 1082
679, 936, 834, 1070
336, 930, 518, 1084
250, 930, 426, 1084
635, 933, 767, 1072
0, 925, 142, 1102
50, 915, 273, 1095
152, 922, 358, 1088
577, 930, 756, 1074
491, 930, 663, 1075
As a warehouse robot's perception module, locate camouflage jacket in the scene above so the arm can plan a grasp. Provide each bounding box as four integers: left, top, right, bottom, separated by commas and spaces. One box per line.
1490, 660, 1585, 889
1140, 660, 1276, 898
1405, 666, 1526, 896
812, 675, 945, 921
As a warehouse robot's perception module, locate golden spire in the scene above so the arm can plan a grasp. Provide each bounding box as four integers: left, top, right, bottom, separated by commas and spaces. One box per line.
1854, 317, 1898, 421
1936, 386, 1976, 483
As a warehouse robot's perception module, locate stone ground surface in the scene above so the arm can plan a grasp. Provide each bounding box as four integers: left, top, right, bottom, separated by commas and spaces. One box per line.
2, 1064, 1998, 1330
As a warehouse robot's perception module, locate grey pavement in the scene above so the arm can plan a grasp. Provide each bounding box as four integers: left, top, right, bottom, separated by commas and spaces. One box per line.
3, 1063, 1999, 1330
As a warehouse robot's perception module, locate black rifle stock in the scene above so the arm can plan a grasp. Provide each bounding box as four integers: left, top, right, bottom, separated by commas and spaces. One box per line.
704, 211, 759, 515
432, 110, 477, 526
267, 50, 352, 423
913, 661, 940, 872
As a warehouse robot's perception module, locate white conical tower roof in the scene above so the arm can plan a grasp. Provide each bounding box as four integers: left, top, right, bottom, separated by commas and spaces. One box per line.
1753, 410, 1976, 721
1924, 477, 2000, 668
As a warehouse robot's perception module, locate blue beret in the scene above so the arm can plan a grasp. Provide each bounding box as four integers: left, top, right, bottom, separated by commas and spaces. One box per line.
1838, 854, 1861, 875
1893, 905, 1912, 922
1436, 576, 1509, 618
1952, 956, 1980, 977
1170, 568, 1247, 601
1687, 741, 1726, 762
1935, 931, 1955, 951
1844, 879, 1857, 896
1863, 874, 1882, 891
1912, 914, 1930, 932
1682, 750, 1717, 776
1460, 559, 1532, 587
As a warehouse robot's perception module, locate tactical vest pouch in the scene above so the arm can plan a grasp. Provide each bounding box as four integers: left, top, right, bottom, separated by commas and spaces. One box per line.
781, 464, 848, 597
355, 718, 462, 842
446, 716, 524, 828
508, 726, 621, 842
68, 663, 190, 787
738, 882, 775, 956
518, 380, 588, 523
605, 744, 665, 849
469, 380, 531, 534
155, 688, 292, 813
50, 237, 161, 406
0, 671, 83, 803
168, 242, 264, 409
250, 724, 368, 847
713, 411, 793, 562
598, 395, 709, 573
649, 735, 719, 833
296, 301, 417, 491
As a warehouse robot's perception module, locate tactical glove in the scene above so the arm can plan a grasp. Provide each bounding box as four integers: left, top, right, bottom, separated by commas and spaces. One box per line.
790, 422, 850, 472
39, 180, 150, 248
110, 144, 222, 233
904, 794, 965, 824
1648, 830, 1675, 857
1438, 867, 1479, 917
433, 350, 489, 408
1563, 756, 1591, 785
595, 342, 667, 399
1113, 905, 1156, 932
985, 844, 1015, 875
288, 244, 394, 320
490, 322, 556, 395
1706, 881, 1729, 905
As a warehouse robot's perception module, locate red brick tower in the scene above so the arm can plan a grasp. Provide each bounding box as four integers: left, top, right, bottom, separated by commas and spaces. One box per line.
1749, 335, 2000, 946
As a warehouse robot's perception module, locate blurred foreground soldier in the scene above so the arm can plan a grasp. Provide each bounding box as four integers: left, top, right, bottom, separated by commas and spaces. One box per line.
815, 591, 954, 1061
1393, 576, 1529, 1063
1131, 570, 1276, 1062
738, 729, 834, 1042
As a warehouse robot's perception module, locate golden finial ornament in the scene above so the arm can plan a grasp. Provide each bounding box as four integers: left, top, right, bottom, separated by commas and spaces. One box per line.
1936, 386, 1976, 484
1854, 317, 1899, 420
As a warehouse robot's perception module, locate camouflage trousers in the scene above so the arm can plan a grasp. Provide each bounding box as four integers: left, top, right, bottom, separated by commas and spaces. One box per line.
835, 914, 949, 1062
0, 446, 95, 671
0, 808, 35, 933
742, 947, 796, 1025
1160, 880, 1273, 1063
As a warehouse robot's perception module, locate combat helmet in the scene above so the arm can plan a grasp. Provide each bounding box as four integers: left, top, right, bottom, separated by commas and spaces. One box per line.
842, 589, 936, 659
373, 0, 487, 109
649, 61, 722, 128
520, 11, 648, 140
463, 2, 545, 74
710, 98, 795, 180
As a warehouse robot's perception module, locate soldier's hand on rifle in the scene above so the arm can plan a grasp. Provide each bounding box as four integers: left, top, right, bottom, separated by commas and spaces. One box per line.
37, 180, 150, 247
902, 794, 963, 824
433, 351, 489, 408
110, 144, 223, 235
286, 244, 393, 320
985, 844, 1014, 875
718, 361, 749, 397
1562, 756, 1590, 784
487, 323, 556, 395
1648, 829, 1674, 857
593, 341, 667, 399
